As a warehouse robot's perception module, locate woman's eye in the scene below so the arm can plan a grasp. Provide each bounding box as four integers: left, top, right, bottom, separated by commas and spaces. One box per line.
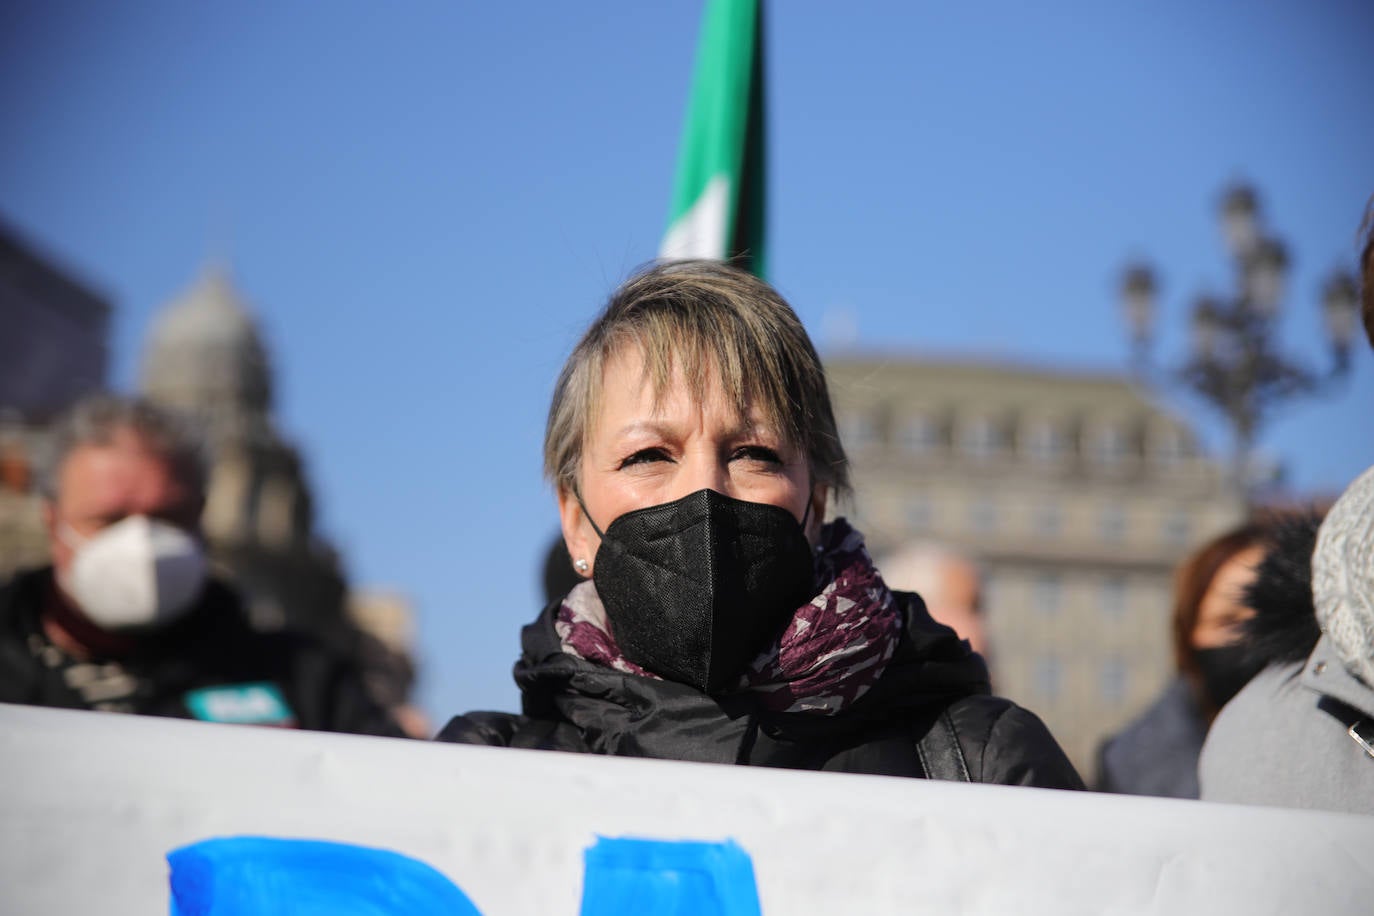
618, 448, 670, 469
732, 445, 783, 465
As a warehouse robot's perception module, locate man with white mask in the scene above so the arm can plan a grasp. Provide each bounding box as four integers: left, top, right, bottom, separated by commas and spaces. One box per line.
0, 395, 403, 736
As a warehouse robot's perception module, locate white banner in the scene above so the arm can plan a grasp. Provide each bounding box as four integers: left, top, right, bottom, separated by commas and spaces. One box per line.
2, 703, 1370, 914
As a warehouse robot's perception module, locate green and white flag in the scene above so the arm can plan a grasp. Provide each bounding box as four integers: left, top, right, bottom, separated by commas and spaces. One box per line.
659, 0, 767, 277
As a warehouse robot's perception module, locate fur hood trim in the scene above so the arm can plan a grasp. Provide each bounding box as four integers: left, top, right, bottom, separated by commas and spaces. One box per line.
1242, 510, 1323, 667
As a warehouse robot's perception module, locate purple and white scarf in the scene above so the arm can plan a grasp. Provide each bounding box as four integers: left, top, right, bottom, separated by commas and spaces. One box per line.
556, 518, 903, 715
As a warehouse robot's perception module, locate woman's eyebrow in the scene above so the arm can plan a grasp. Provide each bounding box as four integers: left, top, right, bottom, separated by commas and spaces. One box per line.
611, 421, 678, 441
728, 416, 782, 441
609, 413, 776, 443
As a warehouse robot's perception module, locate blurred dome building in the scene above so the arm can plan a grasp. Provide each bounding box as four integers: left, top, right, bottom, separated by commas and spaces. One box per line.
141, 266, 417, 717
143, 264, 273, 421
141, 265, 325, 626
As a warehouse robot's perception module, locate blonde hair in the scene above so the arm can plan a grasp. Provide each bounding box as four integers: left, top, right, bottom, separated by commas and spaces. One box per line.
544, 260, 850, 499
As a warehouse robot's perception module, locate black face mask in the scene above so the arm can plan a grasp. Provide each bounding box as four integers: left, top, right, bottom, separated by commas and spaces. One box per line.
582, 488, 815, 694
1194, 645, 1265, 709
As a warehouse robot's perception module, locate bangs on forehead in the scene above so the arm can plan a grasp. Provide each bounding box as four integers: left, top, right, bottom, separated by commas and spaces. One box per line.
598, 306, 799, 448
545, 260, 849, 501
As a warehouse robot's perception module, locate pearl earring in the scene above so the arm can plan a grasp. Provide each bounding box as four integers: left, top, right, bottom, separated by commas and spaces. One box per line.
575, 559, 589, 573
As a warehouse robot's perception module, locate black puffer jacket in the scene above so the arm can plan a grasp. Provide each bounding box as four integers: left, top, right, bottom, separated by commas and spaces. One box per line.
438, 592, 1082, 788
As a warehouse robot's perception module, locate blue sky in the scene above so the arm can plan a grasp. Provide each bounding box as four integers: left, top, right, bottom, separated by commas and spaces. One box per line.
3, 1, 1370, 723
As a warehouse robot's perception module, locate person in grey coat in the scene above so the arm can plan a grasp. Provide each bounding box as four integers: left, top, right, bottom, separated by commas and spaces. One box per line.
1199, 467, 1374, 814
1201, 199, 1374, 813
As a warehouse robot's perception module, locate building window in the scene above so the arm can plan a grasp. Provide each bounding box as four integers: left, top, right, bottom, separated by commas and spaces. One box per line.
1152, 427, 1189, 469
1098, 503, 1127, 543
840, 410, 881, 452
1032, 573, 1061, 616
1101, 575, 1127, 619
1099, 657, 1128, 705
1032, 503, 1061, 537
1034, 655, 1062, 701
1162, 511, 1191, 547
982, 571, 1000, 613
898, 414, 942, 455
969, 498, 997, 535
1089, 424, 1130, 467
1025, 420, 1067, 465
960, 416, 1003, 461
904, 495, 933, 533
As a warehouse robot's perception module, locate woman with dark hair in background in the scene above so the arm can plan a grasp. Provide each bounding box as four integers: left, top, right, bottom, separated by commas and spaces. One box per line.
1096, 523, 1269, 798
439, 260, 1081, 788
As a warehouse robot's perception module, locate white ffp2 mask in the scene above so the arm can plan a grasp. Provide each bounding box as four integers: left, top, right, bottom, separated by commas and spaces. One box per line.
58, 515, 208, 630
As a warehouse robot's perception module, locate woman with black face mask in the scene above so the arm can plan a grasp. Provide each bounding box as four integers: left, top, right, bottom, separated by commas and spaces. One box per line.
1096, 524, 1269, 798
437, 260, 1081, 789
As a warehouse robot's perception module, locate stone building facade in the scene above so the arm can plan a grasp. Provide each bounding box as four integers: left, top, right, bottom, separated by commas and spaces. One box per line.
824, 355, 1245, 779
141, 267, 341, 635
139, 267, 417, 706
0, 221, 110, 581
0, 220, 110, 423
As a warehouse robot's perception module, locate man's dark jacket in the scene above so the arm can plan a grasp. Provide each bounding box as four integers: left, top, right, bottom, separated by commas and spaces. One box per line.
438, 593, 1083, 788
0, 567, 404, 737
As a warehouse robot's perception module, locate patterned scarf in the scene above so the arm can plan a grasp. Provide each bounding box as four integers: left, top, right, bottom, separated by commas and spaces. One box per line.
556, 518, 903, 715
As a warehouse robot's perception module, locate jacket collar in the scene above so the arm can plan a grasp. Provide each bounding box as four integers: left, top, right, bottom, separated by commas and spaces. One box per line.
512, 591, 989, 764
1301, 635, 1374, 719
1, 565, 244, 663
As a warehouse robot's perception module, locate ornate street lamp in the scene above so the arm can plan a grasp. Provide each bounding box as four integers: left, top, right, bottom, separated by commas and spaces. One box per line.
1119, 183, 1359, 502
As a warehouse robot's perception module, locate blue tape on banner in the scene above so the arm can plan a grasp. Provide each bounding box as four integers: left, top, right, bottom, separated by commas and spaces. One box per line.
167, 836, 482, 916
580, 836, 762, 916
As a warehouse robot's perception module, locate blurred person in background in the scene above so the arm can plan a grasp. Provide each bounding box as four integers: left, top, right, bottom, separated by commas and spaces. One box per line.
0, 395, 404, 736
1199, 202, 1374, 814
877, 542, 989, 663
439, 260, 1081, 788
1096, 523, 1269, 798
